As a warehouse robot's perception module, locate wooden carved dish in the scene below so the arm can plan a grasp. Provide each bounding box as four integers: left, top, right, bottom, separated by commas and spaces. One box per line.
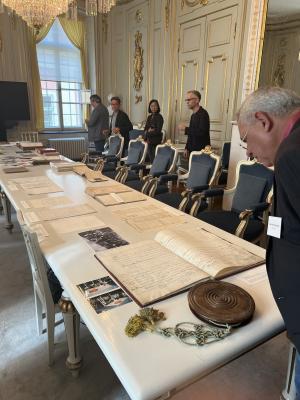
188, 280, 255, 327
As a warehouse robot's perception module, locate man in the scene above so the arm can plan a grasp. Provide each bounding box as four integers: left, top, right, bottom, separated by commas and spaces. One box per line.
110, 96, 133, 152
86, 94, 109, 153
237, 87, 300, 398
183, 90, 210, 158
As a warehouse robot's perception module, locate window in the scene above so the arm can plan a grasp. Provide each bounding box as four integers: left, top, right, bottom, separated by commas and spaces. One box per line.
37, 19, 84, 130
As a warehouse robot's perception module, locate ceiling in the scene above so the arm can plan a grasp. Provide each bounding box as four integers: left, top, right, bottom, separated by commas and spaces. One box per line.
268, 0, 300, 17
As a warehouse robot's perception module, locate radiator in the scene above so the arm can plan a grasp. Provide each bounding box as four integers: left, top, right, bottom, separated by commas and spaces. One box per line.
48, 137, 87, 160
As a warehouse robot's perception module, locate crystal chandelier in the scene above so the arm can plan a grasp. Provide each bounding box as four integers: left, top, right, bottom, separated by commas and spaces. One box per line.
85, 0, 117, 16
0, 0, 117, 31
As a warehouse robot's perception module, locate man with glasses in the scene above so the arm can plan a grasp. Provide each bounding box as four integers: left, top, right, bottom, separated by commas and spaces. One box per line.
237, 87, 300, 399
183, 90, 210, 158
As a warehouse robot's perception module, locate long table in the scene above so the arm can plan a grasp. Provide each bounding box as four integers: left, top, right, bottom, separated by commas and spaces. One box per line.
0, 144, 284, 400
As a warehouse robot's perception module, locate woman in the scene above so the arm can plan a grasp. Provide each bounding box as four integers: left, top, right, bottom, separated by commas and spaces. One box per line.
144, 99, 164, 162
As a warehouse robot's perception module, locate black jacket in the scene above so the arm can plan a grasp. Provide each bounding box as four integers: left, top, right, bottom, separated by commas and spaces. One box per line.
185, 107, 210, 152
114, 110, 133, 149
267, 119, 300, 351
144, 113, 164, 145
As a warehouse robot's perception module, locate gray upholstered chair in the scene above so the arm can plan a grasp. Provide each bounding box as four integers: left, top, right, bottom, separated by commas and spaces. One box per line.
191, 160, 274, 244
113, 137, 148, 182
122, 142, 178, 195
129, 129, 146, 141
154, 147, 220, 212
216, 141, 231, 186
86, 133, 124, 173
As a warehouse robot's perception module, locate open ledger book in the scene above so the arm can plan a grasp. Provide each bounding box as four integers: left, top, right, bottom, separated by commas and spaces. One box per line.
96, 227, 264, 307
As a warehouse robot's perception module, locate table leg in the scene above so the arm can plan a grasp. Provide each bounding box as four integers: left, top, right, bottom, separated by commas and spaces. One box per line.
1, 191, 13, 231
59, 293, 82, 378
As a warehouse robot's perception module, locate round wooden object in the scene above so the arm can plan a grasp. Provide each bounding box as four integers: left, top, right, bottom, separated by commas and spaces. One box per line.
188, 280, 255, 327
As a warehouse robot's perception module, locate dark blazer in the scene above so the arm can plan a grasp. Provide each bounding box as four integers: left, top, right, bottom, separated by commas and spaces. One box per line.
185, 107, 210, 152
144, 113, 164, 145
266, 119, 300, 352
87, 103, 109, 142
114, 110, 133, 149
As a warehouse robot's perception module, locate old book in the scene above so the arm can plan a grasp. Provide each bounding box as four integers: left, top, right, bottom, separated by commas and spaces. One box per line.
85, 184, 130, 197
95, 191, 146, 206
3, 166, 29, 173
96, 227, 264, 307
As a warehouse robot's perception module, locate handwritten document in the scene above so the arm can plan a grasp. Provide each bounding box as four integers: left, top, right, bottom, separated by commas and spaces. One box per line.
97, 240, 209, 306
50, 214, 105, 234
95, 191, 146, 206
24, 204, 96, 222
85, 184, 130, 197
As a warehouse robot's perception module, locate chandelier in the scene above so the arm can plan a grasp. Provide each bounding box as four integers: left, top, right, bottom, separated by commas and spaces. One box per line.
0, 0, 116, 31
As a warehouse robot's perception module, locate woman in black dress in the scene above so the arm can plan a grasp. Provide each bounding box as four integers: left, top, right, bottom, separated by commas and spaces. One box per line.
144, 99, 164, 162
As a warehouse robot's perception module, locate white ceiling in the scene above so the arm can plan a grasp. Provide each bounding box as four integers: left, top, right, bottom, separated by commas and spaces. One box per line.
268, 0, 300, 17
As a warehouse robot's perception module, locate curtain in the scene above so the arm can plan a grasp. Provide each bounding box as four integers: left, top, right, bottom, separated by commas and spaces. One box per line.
28, 22, 54, 130
58, 16, 89, 90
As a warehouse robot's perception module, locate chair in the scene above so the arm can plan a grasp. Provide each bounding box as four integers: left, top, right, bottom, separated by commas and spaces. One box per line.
161, 129, 166, 143
154, 147, 220, 212
122, 141, 178, 195
217, 142, 231, 185
190, 160, 274, 244
20, 131, 39, 143
102, 136, 147, 181
129, 129, 146, 141
18, 214, 63, 365
85, 133, 124, 172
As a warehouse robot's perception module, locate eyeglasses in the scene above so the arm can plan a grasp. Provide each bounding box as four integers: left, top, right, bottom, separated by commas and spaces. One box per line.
185, 97, 198, 102
239, 130, 248, 150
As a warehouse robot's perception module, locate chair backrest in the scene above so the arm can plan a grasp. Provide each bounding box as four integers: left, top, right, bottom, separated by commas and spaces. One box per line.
186, 149, 220, 189
129, 129, 146, 141
126, 138, 148, 165
161, 129, 166, 143
20, 223, 54, 311
221, 142, 231, 170
150, 143, 178, 176
231, 161, 274, 213
107, 134, 124, 158
21, 131, 39, 143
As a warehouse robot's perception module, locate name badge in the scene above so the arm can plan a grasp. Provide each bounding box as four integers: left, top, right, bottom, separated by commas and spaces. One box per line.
267, 216, 282, 239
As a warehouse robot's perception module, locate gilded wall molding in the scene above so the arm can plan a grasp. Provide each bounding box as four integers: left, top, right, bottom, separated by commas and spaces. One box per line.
102, 14, 108, 44
181, 0, 208, 9
165, 0, 171, 30
133, 30, 144, 91
241, 0, 267, 101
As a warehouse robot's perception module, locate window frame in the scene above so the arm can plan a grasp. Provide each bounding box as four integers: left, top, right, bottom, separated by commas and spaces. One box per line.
41, 80, 85, 132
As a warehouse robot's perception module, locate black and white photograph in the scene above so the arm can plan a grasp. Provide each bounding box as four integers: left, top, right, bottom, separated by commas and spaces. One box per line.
89, 288, 132, 314
78, 226, 129, 252
77, 275, 118, 299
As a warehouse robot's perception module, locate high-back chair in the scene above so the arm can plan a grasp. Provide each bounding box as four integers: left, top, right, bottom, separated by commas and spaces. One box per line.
20, 131, 39, 143
129, 129, 146, 141
86, 133, 124, 172
123, 141, 178, 195
191, 160, 274, 244
154, 147, 220, 212
217, 141, 231, 185
18, 214, 63, 365
103, 136, 147, 181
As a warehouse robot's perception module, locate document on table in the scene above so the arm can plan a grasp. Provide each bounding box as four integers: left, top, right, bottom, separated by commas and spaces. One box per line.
85, 184, 130, 197
50, 214, 105, 234
112, 205, 186, 232
25, 185, 63, 195
95, 191, 146, 206
24, 204, 96, 223
20, 196, 72, 209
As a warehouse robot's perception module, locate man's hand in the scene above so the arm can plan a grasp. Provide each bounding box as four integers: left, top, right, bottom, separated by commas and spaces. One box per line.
112, 127, 120, 134
183, 149, 189, 158
85, 118, 89, 125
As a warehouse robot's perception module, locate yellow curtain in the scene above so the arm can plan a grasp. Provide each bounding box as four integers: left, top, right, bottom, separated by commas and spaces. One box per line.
28, 22, 54, 130
58, 16, 89, 90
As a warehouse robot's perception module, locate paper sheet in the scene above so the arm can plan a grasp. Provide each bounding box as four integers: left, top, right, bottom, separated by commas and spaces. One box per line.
27, 196, 72, 209
50, 214, 105, 234
85, 184, 130, 197
95, 191, 146, 206
24, 204, 96, 222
